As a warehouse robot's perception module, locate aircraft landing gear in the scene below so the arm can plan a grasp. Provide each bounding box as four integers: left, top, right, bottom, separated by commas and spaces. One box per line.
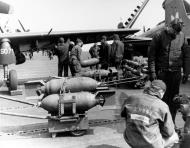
3, 65, 21, 95
0, 38, 22, 95
3, 64, 18, 91
8, 69, 18, 91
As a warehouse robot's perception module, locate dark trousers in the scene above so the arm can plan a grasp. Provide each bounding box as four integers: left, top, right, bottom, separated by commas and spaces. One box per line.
157, 70, 181, 122
58, 60, 68, 77
110, 58, 122, 69
69, 57, 81, 77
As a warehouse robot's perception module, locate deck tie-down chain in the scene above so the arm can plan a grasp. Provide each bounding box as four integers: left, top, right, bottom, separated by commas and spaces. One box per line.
0, 118, 125, 137
0, 105, 35, 111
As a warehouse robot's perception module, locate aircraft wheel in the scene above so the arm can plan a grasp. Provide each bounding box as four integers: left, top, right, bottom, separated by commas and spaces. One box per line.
9, 69, 18, 90
70, 130, 87, 137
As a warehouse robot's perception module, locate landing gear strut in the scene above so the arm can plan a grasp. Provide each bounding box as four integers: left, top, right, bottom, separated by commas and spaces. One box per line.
0, 38, 21, 95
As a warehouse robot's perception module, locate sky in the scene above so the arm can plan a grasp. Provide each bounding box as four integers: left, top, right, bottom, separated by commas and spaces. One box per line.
2, 0, 165, 32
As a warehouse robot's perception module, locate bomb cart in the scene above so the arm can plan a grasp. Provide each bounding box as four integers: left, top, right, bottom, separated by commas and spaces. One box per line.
36, 77, 115, 138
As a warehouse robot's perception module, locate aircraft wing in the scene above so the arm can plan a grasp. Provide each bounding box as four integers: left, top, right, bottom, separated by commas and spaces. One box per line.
125, 36, 152, 45
123, 36, 152, 57
0, 28, 139, 52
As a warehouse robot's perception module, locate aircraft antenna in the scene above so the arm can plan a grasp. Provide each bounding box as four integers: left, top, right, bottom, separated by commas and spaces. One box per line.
48, 28, 53, 35
0, 26, 4, 33
18, 19, 26, 32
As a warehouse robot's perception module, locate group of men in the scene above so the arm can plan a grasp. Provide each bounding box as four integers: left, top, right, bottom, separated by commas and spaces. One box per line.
53, 18, 189, 147
121, 18, 189, 148
54, 37, 83, 77
55, 34, 125, 77
89, 34, 124, 70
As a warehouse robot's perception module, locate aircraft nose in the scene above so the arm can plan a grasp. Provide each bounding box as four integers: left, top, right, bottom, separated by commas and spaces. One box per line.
0, 1, 14, 14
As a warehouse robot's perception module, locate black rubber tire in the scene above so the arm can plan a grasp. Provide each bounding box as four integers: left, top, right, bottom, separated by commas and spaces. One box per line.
70, 130, 87, 137
9, 69, 18, 90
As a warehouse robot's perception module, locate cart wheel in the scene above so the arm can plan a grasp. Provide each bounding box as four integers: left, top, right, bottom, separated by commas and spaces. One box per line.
9, 69, 17, 90
70, 130, 87, 137
51, 133, 56, 138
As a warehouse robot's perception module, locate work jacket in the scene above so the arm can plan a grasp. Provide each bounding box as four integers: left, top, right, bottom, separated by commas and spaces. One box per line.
148, 28, 185, 75
121, 91, 175, 148
70, 44, 82, 62
110, 40, 124, 62
55, 43, 69, 63
89, 45, 99, 58
99, 42, 111, 62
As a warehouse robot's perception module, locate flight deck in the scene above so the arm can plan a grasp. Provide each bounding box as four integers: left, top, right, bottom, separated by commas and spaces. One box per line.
0, 52, 189, 148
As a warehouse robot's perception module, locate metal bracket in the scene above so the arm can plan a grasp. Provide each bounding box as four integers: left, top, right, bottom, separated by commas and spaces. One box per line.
58, 94, 76, 117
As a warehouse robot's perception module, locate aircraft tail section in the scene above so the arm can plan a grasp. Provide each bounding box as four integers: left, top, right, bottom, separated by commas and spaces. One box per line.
163, 0, 190, 36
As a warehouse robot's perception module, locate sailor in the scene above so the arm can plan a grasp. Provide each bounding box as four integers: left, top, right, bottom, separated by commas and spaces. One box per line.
124, 43, 134, 60
110, 34, 124, 69
89, 43, 100, 69
148, 18, 188, 123
182, 43, 190, 84
121, 80, 179, 148
54, 37, 69, 77
99, 35, 111, 69
69, 38, 83, 76
89, 43, 99, 59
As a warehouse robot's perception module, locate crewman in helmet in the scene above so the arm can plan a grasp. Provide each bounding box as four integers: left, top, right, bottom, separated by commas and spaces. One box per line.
121, 80, 179, 148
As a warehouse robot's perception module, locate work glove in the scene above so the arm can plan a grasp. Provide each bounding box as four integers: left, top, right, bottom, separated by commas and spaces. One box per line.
149, 73, 157, 81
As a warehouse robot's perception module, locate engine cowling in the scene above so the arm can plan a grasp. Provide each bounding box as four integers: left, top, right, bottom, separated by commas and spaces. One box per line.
80, 58, 99, 67
81, 69, 110, 78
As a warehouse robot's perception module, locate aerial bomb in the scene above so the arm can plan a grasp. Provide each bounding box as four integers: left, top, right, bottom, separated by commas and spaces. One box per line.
123, 65, 143, 76
37, 77, 101, 95
80, 58, 99, 67
81, 69, 110, 78
123, 59, 140, 67
39, 92, 105, 114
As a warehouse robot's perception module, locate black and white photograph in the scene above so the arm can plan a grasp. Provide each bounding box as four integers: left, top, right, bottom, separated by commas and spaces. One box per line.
0, 0, 190, 147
